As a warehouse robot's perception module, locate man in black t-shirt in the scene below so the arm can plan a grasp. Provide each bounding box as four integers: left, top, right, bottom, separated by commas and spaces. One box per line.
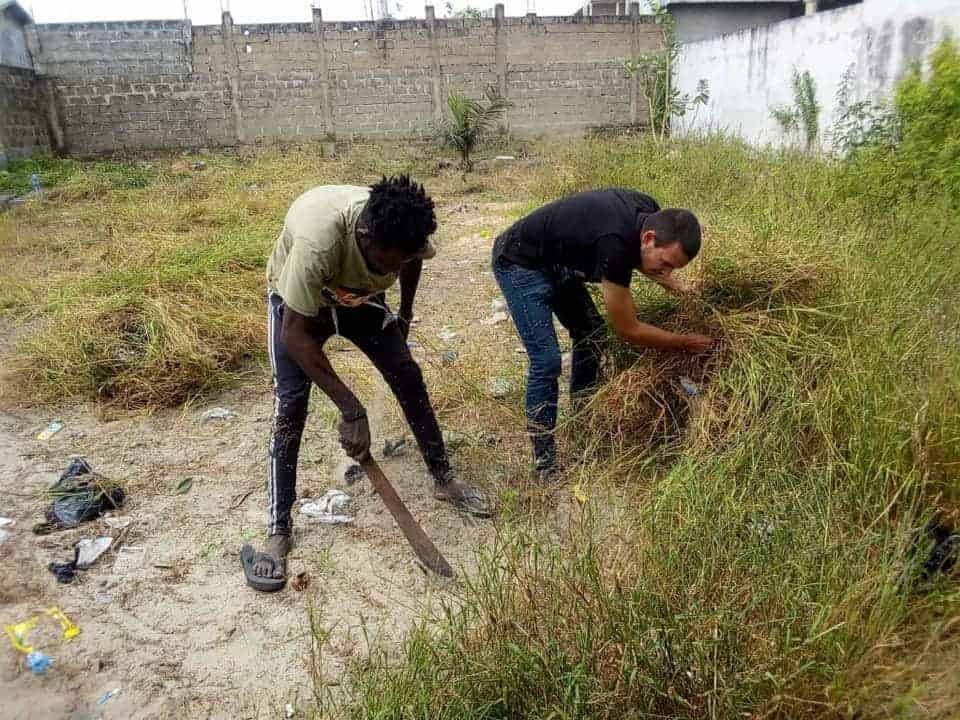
492, 188, 712, 480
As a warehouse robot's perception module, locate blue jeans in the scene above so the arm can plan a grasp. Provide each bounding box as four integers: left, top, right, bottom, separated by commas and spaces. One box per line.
492, 256, 606, 471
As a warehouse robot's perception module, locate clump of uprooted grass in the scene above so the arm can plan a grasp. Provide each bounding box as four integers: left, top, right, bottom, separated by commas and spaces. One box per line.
564, 247, 829, 467
331, 129, 960, 719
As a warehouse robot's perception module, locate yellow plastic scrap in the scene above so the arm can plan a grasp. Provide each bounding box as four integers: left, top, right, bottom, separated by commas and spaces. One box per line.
46, 606, 81, 641
5, 616, 39, 654
3, 607, 80, 654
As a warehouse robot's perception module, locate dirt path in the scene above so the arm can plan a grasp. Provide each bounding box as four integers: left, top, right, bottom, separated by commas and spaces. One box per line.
0, 199, 524, 719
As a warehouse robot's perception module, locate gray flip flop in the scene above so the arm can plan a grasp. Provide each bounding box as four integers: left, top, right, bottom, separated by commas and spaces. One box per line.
240, 544, 286, 592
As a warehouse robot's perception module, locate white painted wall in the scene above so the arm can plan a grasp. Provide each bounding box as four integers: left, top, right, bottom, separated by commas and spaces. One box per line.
675, 0, 960, 148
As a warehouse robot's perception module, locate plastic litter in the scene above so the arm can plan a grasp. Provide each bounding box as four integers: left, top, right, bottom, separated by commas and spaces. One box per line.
103, 515, 132, 530
488, 377, 512, 399
5, 616, 39, 653
96, 688, 121, 705
0, 516, 14, 527
480, 311, 509, 326
0, 529, 10, 544
342, 462, 365, 486
43, 458, 125, 530
26, 651, 52, 675
112, 545, 146, 575
46, 607, 80, 641
48, 560, 77, 583
491, 298, 508, 313
5, 606, 81, 654
438, 326, 458, 343
560, 352, 572, 377
36, 420, 64, 441
301, 490, 353, 524
200, 406, 236, 424
920, 522, 960, 582
441, 349, 458, 365
76, 537, 114, 569
679, 376, 700, 397
285, 703, 296, 719
383, 437, 408, 457
192, 160, 207, 171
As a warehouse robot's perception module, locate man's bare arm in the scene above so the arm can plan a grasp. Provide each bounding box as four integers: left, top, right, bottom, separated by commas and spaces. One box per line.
398, 259, 422, 339
601, 280, 712, 352
280, 308, 365, 418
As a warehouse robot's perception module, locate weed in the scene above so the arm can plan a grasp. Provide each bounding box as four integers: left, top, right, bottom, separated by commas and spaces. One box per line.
334, 116, 959, 718
431, 86, 513, 172
771, 68, 821, 151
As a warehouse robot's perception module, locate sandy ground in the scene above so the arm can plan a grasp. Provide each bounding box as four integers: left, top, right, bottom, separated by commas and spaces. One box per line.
0, 199, 528, 719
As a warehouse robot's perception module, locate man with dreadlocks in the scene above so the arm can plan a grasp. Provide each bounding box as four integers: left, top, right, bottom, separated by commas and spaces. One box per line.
242, 176, 490, 591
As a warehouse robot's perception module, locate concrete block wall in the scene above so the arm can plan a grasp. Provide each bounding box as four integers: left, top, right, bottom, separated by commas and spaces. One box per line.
29, 20, 232, 153
16, 4, 660, 155
502, 14, 660, 134
0, 65, 52, 158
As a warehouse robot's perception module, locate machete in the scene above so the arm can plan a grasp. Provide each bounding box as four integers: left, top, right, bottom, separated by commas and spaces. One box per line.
360, 455, 454, 578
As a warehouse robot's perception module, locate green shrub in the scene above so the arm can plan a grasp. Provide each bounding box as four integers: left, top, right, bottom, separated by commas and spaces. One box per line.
841, 38, 960, 207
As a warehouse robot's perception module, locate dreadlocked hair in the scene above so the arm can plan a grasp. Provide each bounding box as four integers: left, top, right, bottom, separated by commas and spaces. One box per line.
366, 175, 437, 254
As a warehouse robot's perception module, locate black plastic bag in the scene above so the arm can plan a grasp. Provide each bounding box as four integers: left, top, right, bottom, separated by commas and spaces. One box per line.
44, 458, 125, 529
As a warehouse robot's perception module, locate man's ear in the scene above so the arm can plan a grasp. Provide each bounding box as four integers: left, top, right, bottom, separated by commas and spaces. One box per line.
640, 229, 657, 249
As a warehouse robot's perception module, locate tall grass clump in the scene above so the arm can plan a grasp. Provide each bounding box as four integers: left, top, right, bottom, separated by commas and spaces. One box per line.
0, 146, 438, 408
333, 41, 960, 719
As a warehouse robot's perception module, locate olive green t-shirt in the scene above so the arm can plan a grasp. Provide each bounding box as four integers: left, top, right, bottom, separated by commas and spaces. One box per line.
266, 185, 399, 317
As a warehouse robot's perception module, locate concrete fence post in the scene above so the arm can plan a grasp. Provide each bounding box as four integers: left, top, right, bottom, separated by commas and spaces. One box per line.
312, 7, 336, 138
426, 5, 444, 121
221, 11, 244, 144
494, 4, 507, 100
629, 2, 640, 125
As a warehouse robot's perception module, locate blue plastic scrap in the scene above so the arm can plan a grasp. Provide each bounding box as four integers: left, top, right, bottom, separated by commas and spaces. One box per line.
679, 376, 700, 397
26, 651, 52, 675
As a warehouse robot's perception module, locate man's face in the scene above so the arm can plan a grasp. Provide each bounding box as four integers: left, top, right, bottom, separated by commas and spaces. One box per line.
366, 241, 422, 275
639, 230, 690, 278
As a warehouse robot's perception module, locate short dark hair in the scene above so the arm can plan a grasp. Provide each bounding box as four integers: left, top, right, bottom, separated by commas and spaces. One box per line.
642, 208, 701, 260
365, 175, 437, 255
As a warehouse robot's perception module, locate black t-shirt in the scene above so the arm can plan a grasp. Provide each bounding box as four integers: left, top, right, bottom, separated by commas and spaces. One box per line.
493, 188, 660, 287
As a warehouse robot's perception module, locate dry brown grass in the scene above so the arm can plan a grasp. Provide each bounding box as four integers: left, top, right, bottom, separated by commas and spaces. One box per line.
0, 141, 540, 410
